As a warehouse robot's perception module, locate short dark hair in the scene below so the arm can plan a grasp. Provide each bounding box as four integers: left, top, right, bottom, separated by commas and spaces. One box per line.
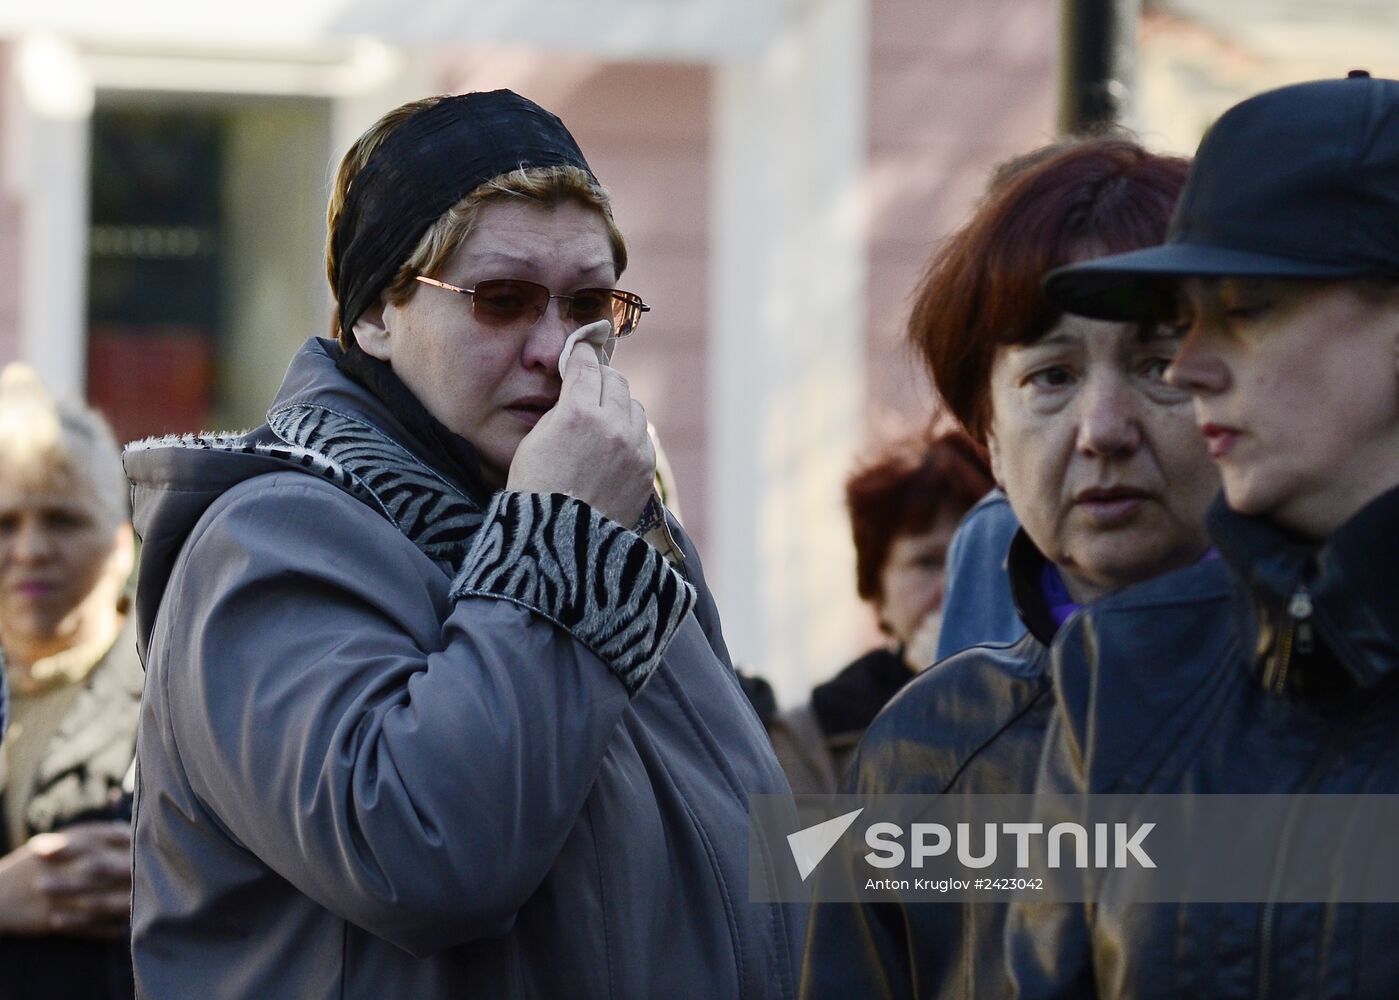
846, 429, 993, 603
908, 138, 1190, 442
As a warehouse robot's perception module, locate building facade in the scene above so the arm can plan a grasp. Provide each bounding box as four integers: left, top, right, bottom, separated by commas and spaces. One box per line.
6, 0, 1375, 700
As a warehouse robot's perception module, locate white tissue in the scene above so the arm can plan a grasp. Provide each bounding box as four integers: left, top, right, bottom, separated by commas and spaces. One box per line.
557, 320, 613, 379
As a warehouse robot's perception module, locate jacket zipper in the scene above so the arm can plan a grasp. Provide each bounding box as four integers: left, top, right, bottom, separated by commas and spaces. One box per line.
1257, 583, 1314, 996
1289, 586, 1314, 656
1258, 886, 1278, 999
1262, 583, 1313, 697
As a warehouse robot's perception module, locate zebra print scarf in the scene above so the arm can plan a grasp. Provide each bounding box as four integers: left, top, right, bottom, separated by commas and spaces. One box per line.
267, 401, 694, 692
128, 347, 696, 690
267, 402, 486, 574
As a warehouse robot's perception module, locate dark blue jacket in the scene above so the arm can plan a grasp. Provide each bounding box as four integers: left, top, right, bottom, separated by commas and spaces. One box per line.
801, 532, 1237, 1000
1009, 487, 1399, 999
935, 489, 1026, 662
801, 531, 1057, 999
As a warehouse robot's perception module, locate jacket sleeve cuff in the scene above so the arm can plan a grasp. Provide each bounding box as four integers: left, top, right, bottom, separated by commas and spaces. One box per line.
450, 491, 697, 694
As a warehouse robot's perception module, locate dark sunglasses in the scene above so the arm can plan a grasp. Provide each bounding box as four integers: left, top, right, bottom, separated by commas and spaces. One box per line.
414, 276, 649, 338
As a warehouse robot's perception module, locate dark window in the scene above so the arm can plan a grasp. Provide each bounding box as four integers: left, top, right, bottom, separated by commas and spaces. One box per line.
87, 107, 226, 442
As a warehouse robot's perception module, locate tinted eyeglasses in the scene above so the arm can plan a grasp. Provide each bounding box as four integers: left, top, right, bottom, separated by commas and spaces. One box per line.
414, 276, 649, 338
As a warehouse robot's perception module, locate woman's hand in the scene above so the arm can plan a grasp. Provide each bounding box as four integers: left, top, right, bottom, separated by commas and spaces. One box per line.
0, 821, 132, 938
508, 349, 656, 528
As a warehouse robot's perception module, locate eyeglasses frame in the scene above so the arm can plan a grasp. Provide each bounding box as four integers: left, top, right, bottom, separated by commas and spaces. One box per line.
413, 275, 649, 338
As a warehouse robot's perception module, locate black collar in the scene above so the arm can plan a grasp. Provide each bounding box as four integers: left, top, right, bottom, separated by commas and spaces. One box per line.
1208, 485, 1399, 689
810, 647, 915, 738
1006, 530, 1059, 646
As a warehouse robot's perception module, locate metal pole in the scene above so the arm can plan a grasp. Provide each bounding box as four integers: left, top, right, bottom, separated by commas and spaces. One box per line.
1058, 0, 1139, 134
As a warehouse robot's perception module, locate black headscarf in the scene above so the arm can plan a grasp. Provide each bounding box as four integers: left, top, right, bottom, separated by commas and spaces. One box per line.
332, 89, 596, 342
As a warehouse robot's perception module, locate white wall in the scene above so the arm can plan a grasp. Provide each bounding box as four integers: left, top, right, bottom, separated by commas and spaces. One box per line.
219, 99, 335, 427
710, 0, 870, 704
7, 35, 93, 397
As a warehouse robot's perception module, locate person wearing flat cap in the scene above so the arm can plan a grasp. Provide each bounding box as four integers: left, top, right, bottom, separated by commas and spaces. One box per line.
124, 91, 803, 998
1005, 72, 1399, 998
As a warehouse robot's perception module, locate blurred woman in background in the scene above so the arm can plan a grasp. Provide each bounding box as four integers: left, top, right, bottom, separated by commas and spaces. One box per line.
769, 429, 992, 793
0, 364, 139, 1000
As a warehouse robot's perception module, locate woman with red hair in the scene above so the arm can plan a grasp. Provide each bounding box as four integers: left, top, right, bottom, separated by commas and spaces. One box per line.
769, 429, 993, 794
1009, 72, 1399, 999
801, 136, 1222, 998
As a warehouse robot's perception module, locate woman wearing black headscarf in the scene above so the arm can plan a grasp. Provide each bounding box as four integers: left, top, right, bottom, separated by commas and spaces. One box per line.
124, 91, 802, 999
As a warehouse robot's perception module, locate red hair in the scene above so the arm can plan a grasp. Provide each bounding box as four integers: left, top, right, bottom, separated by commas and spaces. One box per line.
908, 138, 1190, 442
846, 429, 994, 602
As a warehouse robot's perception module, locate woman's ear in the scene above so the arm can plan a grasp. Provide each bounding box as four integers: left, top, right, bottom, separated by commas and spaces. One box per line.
985, 430, 1005, 488
106, 522, 137, 612
112, 521, 136, 581
352, 298, 393, 362
1380, 283, 1399, 379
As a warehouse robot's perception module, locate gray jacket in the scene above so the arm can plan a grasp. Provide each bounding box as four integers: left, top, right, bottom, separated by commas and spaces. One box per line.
124, 338, 803, 999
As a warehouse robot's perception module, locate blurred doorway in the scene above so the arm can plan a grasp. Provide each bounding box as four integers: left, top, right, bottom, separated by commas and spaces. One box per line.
85, 96, 331, 443
87, 106, 222, 443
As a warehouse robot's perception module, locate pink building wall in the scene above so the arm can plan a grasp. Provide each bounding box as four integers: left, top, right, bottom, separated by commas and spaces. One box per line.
0, 197, 18, 367
864, 0, 1059, 428
0, 42, 20, 365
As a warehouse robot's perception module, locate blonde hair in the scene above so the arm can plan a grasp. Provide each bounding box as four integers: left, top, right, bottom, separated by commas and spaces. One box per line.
0, 364, 128, 524
325, 96, 628, 348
